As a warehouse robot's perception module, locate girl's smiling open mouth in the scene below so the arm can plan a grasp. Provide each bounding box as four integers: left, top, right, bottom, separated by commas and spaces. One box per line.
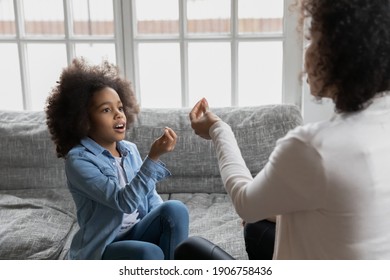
114, 123, 126, 132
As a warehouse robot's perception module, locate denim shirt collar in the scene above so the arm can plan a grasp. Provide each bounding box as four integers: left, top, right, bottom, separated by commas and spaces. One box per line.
80, 137, 130, 157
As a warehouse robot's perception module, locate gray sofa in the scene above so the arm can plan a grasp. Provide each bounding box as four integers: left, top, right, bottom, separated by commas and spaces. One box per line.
0, 105, 302, 260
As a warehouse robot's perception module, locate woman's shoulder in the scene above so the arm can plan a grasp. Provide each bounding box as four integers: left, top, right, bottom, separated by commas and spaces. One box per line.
279, 118, 341, 150
284, 120, 329, 140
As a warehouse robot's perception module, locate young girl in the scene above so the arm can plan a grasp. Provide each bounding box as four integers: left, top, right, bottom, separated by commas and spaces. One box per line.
46, 58, 189, 260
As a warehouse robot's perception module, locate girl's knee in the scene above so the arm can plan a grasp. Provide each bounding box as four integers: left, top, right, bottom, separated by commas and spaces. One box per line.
161, 200, 189, 217
103, 241, 164, 260
159, 200, 189, 234
138, 243, 164, 260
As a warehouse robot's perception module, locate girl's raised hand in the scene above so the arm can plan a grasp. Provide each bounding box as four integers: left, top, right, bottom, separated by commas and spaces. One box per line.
148, 127, 177, 161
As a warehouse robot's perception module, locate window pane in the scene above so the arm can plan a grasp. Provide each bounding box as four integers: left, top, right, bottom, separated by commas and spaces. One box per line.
238, 42, 282, 106
187, 0, 230, 34
27, 44, 67, 110
238, 0, 283, 34
135, 0, 179, 35
71, 0, 114, 36
0, 44, 23, 110
23, 0, 64, 36
188, 42, 230, 107
138, 43, 181, 108
0, 0, 15, 35
75, 43, 116, 64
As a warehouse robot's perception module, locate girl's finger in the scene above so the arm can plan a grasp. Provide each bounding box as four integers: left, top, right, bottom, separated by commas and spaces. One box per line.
165, 127, 177, 140
163, 131, 174, 145
160, 129, 172, 144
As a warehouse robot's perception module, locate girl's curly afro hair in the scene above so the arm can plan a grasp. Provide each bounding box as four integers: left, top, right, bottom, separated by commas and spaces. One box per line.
46, 57, 140, 158
301, 0, 390, 112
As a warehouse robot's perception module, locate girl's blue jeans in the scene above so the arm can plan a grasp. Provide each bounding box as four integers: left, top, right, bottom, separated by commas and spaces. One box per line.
102, 200, 189, 260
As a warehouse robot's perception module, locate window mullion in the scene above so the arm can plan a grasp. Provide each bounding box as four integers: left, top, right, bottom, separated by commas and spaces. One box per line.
14, 0, 31, 110
113, 0, 125, 75
122, 0, 138, 102
63, 0, 74, 65
283, 0, 303, 107
179, 0, 188, 107
231, 0, 238, 106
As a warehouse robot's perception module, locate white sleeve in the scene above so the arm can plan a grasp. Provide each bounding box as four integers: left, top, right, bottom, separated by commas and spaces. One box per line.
209, 121, 327, 223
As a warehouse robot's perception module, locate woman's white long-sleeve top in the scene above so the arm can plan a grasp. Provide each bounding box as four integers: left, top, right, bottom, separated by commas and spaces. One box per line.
209, 95, 390, 259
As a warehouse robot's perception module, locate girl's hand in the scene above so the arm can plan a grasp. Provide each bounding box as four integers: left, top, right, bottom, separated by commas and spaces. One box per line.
189, 98, 220, 140
148, 127, 177, 161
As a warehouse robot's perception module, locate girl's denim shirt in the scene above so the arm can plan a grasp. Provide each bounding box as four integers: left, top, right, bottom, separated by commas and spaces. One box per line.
65, 137, 171, 259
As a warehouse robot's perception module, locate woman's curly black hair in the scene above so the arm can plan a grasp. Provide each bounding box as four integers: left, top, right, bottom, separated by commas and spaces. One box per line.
300, 0, 390, 112
46, 57, 140, 158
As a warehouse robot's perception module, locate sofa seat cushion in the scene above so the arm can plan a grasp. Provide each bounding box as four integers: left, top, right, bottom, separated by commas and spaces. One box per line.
170, 193, 247, 260
0, 194, 76, 259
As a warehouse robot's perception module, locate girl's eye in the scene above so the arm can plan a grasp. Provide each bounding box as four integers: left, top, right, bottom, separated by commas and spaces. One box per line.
118, 107, 124, 112
103, 108, 111, 113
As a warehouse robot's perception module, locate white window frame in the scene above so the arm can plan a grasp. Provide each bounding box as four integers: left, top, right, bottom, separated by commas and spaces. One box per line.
2, 0, 303, 110
119, 0, 303, 108
8, 0, 119, 110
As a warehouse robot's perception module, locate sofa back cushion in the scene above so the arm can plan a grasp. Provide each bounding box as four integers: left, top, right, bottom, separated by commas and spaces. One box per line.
0, 111, 77, 259
128, 104, 303, 194
0, 104, 302, 194
0, 111, 65, 191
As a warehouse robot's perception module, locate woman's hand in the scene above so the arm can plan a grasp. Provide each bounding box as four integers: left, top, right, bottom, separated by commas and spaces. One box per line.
189, 98, 220, 140
148, 127, 177, 161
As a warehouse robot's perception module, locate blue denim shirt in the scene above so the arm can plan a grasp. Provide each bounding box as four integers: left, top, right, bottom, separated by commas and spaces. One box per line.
65, 137, 171, 259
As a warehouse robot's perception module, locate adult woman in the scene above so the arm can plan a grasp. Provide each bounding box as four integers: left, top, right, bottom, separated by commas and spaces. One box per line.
189, 0, 390, 259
